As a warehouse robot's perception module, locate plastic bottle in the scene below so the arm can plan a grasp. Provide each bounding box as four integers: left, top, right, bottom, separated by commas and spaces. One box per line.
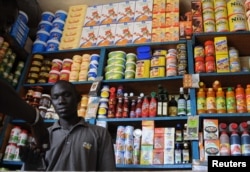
229, 123, 239, 134
168, 95, 177, 116
226, 87, 237, 113
122, 93, 129, 118
245, 84, 250, 113
197, 88, 206, 114
235, 84, 247, 113
199, 81, 207, 92
177, 87, 187, 116
230, 131, 241, 156
115, 97, 123, 118
206, 88, 216, 113
149, 92, 157, 117
241, 131, 250, 156
157, 84, 164, 116
129, 93, 136, 118
135, 93, 143, 118
174, 142, 182, 164
219, 123, 227, 133
186, 89, 191, 116
182, 142, 190, 163
212, 80, 221, 92
141, 93, 149, 118
216, 87, 226, 113
219, 131, 230, 156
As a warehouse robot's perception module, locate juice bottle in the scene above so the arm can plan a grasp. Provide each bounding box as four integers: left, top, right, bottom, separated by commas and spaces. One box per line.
226, 87, 236, 113
235, 84, 247, 113
197, 88, 206, 114
245, 84, 250, 113
216, 87, 226, 113
212, 80, 221, 92
206, 88, 216, 113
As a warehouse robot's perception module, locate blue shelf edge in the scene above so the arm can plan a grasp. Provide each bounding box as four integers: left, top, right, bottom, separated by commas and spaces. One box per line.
116, 163, 192, 169
95, 116, 188, 122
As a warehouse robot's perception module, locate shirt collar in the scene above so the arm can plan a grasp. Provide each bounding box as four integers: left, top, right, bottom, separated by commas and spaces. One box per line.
50, 118, 88, 131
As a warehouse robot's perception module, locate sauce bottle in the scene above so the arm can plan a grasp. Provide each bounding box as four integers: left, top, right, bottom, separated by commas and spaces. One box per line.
141, 94, 149, 118
216, 87, 226, 113
115, 97, 123, 118
177, 87, 187, 116
226, 87, 236, 113
168, 95, 177, 116
149, 92, 157, 117
230, 131, 241, 156
162, 90, 169, 116
206, 88, 216, 113
219, 131, 230, 156
122, 93, 129, 118
135, 93, 143, 118
241, 131, 250, 156
245, 84, 250, 113
235, 84, 247, 113
129, 93, 136, 118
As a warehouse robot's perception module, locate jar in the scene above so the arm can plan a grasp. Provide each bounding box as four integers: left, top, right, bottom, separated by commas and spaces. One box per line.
62, 58, 73, 70
205, 55, 216, 73
204, 40, 215, 56
32, 86, 43, 104
39, 94, 51, 108
9, 126, 21, 144
48, 70, 60, 83
17, 130, 28, 146
59, 69, 70, 81
195, 56, 205, 73
51, 59, 62, 71
3, 143, 16, 160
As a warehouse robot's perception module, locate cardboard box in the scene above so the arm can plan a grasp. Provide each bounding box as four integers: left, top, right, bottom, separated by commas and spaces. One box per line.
96, 24, 116, 46
79, 26, 99, 48
132, 21, 152, 44
100, 3, 119, 25
164, 148, 174, 164
140, 145, 153, 165
83, 5, 103, 26
215, 54, 230, 73
204, 139, 220, 160
117, 1, 136, 23
153, 149, 164, 164
134, 0, 153, 22
203, 119, 219, 140
114, 22, 134, 45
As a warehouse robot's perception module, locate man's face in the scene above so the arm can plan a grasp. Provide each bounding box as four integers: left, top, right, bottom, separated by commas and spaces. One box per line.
50, 82, 79, 119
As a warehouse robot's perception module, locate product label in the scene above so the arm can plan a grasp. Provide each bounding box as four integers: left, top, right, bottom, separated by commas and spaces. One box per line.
177, 99, 186, 115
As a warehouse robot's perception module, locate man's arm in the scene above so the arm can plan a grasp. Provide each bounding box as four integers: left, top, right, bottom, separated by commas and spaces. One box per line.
0, 78, 49, 150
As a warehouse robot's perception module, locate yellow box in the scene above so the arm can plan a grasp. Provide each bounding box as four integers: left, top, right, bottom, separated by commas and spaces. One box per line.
150, 66, 165, 78
135, 59, 150, 78
152, 12, 166, 27
214, 36, 228, 55
142, 120, 154, 126
216, 54, 230, 73
153, 0, 166, 13
152, 27, 165, 42
68, 4, 88, 13
166, 0, 180, 12
165, 12, 179, 27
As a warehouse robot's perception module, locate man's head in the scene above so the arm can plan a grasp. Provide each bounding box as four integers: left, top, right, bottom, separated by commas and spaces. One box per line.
50, 80, 81, 119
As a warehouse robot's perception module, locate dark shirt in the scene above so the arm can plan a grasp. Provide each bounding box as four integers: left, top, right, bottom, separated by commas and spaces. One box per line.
22, 118, 116, 171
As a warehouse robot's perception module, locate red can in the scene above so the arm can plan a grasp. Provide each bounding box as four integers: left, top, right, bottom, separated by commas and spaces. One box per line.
204, 40, 215, 56
195, 56, 205, 73
205, 55, 216, 73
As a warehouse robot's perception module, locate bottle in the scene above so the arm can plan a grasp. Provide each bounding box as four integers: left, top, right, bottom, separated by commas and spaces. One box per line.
183, 123, 188, 141
197, 88, 206, 114
230, 131, 241, 156
219, 123, 227, 133
141, 94, 149, 118
157, 84, 164, 116
149, 92, 157, 117
135, 93, 143, 118
226, 87, 236, 113
241, 131, 250, 156
182, 142, 190, 163
186, 89, 191, 116
115, 97, 123, 118
235, 84, 247, 113
175, 123, 183, 142
129, 93, 136, 118
239, 122, 248, 133
229, 47, 241, 72
212, 80, 221, 92
199, 81, 207, 92
168, 95, 177, 116
122, 93, 129, 118
216, 87, 226, 113
162, 90, 169, 116
174, 142, 182, 164
245, 84, 250, 113
219, 131, 230, 156
177, 87, 187, 116
206, 88, 216, 113
229, 123, 239, 134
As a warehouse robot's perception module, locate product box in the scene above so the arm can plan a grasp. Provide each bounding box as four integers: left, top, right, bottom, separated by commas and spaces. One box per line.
100, 3, 119, 25
179, 21, 193, 39
203, 119, 219, 140
114, 22, 134, 45
152, 12, 166, 28
153, 149, 164, 164
166, 0, 180, 12
79, 26, 99, 48
83, 5, 103, 27
164, 148, 174, 164
152, 27, 165, 42
96, 24, 116, 46
216, 54, 230, 73
153, 0, 166, 13
191, 0, 202, 17
141, 126, 154, 145
117, 1, 136, 23
214, 36, 228, 55
132, 21, 152, 44
140, 145, 153, 165
154, 128, 165, 149
134, 0, 153, 22
192, 16, 203, 33
204, 139, 220, 160
165, 12, 179, 27
164, 127, 175, 149
165, 26, 179, 41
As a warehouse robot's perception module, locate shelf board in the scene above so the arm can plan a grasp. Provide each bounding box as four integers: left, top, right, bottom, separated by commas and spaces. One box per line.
96, 116, 188, 122
116, 163, 192, 170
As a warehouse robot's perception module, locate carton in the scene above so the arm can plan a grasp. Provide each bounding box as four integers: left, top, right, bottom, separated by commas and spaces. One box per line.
204, 139, 220, 160
203, 119, 219, 140
114, 22, 134, 45
153, 0, 166, 13
164, 148, 174, 164
79, 26, 99, 48
140, 145, 153, 165
96, 24, 116, 46
153, 149, 164, 164
117, 1, 136, 23
134, 0, 153, 22
83, 5, 103, 27
100, 3, 119, 25
166, 0, 180, 12
215, 54, 230, 73
132, 21, 152, 44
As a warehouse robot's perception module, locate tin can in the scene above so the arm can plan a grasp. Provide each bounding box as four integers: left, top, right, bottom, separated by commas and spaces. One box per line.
228, 13, 248, 31
203, 19, 216, 32
194, 46, 205, 58
150, 66, 165, 78
227, 0, 245, 16
216, 18, 229, 32
202, 9, 215, 21
17, 130, 28, 146
214, 6, 228, 21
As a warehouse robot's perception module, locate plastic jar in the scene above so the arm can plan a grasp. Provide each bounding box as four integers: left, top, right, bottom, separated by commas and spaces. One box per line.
205, 55, 216, 73
62, 58, 73, 70
60, 69, 71, 81
51, 59, 62, 71
195, 56, 205, 73
39, 94, 51, 108
48, 70, 60, 83
17, 130, 28, 146
9, 126, 21, 144
204, 40, 215, 56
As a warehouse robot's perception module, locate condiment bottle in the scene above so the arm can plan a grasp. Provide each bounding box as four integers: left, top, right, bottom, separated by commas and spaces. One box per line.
141, 94, 149, 118
182, 142, 190, 163
216, 87, 226, 113
122, 93, 129, 118
212, 80, 221, 92
135, 93, 143, 118
219, 131, 230, 156
162, 90, 169, 116
226, 87, 236, 113
241, 131, 250, 156
177, 87, 187, 116
206, 88, 216, 113
115, 97, 123, 118
245, 84, 250, 113
230, 131, 241, 156
149, 92, 157, 117
235, 84, 247, 113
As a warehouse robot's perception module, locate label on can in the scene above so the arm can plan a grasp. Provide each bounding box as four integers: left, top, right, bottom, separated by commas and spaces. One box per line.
228, 13, 248, 31
203, 19, 216, 32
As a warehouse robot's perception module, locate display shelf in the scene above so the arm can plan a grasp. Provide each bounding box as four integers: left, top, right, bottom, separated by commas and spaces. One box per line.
115, 163, 192, 170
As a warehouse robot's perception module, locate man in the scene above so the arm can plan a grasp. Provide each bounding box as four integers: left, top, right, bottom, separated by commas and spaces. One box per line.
0, 79, 116, 171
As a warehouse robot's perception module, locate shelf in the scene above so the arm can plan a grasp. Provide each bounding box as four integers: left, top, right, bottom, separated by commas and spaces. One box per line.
116, 163, 192, 170
2, 160, 23, 166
